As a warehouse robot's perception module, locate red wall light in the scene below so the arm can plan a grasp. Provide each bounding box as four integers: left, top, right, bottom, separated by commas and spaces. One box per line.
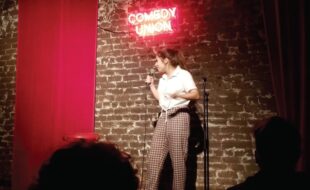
128, 7, 177, 37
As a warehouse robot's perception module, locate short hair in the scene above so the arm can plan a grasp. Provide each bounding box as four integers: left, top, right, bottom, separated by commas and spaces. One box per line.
29, 141, 139, 190
254, 116, 301, 170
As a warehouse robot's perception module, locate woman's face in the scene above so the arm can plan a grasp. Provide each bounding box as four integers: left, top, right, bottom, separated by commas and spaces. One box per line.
154, 56, 167, 73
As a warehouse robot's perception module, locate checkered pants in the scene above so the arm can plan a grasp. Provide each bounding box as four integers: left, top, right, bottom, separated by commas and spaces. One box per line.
146, 106, 190, 190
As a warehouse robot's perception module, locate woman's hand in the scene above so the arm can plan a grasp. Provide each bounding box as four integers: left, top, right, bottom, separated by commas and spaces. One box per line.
167, 93, 179, 99
145, 75, 154, 86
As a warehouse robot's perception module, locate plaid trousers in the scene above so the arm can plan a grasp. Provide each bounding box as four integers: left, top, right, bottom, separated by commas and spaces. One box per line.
146, 106, 190, 190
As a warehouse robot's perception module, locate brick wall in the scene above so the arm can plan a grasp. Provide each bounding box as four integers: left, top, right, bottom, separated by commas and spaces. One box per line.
96, 0, 276, 189
0, 0, 17, 189
0, 0, 276, 189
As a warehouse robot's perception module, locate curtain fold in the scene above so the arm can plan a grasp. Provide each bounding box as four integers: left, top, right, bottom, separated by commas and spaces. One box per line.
13, 1, 98, 189
261, 0, 309, 171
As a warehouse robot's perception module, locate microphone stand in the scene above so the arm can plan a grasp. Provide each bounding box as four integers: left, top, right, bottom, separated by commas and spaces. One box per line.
202, 77, 209, 190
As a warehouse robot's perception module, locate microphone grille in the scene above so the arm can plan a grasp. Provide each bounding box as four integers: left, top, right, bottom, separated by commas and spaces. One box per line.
148, 68, 155, 76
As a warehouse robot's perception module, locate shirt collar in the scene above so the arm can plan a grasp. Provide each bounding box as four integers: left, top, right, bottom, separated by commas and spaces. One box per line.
162, 66, 181, 80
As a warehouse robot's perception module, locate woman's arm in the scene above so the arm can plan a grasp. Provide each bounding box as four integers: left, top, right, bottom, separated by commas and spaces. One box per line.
170, 89, 200, 100
149, 83, 159, 100
146, 75, 159, 100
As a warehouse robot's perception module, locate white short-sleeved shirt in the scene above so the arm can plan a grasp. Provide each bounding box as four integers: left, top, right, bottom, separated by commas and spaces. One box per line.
157, 66, 197, 110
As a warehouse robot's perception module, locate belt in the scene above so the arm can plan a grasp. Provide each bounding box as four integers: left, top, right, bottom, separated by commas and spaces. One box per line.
161, 106, 190, 123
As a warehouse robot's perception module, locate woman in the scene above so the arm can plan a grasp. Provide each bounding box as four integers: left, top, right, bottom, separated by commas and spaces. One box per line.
145, 48, 200, 190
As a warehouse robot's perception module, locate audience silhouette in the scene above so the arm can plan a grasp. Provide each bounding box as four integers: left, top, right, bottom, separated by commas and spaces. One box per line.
227, 116, 309, 190
28, 140, 139, 190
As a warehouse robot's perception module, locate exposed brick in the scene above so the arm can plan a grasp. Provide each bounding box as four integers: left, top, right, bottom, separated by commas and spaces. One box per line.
0, 2, 17, 188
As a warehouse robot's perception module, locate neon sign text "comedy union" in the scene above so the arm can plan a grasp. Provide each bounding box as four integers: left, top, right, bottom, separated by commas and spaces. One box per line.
128, 7, 177, 37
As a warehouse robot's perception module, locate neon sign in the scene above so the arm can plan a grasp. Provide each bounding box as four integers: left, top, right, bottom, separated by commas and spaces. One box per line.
128, 7, 177, 37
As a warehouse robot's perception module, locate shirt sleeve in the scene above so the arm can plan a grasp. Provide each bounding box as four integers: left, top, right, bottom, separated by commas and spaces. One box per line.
182, 70, 197, 92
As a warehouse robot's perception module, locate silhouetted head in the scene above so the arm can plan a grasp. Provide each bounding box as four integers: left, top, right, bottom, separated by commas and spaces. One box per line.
254, 116, 301, 172
29, 141, 139, 190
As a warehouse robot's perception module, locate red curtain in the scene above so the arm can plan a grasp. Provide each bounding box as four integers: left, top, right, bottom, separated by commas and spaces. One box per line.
12, 0, 98, 189
261, 0, 309, 171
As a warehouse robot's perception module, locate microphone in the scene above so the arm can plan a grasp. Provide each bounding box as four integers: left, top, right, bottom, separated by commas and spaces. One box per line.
148, 68, 155, 77
202, 77, 207, 82
146, 68, 155, 86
